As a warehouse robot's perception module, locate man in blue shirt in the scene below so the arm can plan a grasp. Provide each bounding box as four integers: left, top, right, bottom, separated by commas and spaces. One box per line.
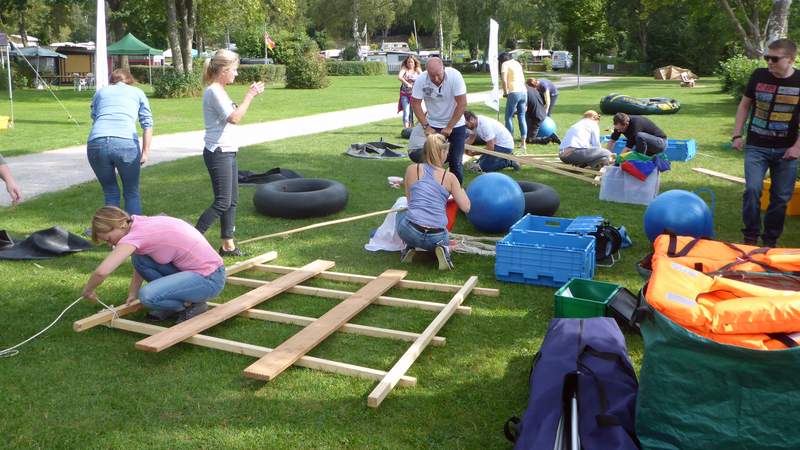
529, 77, 558, 116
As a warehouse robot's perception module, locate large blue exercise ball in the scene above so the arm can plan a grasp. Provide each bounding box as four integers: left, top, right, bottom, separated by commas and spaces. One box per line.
537, 117, 558, 137
643, 190, 714, 241
466, 173, 525, 233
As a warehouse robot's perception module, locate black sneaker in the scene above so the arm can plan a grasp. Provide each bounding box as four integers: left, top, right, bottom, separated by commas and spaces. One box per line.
400, 246, 416, 263
219, 246, 246, 257
549, 134, 561, 145
511, 160, 521, 171
145, 309, 179, 321
176, 302, 209, 324
435, 244, 454, 270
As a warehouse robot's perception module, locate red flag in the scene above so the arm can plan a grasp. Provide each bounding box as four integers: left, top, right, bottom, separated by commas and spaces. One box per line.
264, 31, 276, 50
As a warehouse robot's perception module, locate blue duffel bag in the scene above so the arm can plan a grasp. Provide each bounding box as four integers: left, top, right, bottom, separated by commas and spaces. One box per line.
505, 317, 640, 450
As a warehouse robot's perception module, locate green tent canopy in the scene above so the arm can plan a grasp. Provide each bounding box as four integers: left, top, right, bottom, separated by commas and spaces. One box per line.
107, 33, 162, 56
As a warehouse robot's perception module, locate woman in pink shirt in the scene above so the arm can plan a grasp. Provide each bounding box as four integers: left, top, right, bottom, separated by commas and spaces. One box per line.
81, 206, 226, 323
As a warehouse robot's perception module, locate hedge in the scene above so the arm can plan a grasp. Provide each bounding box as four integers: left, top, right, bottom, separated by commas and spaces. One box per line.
130, 64, 286, 85
326, 61, 387, 76
716, 55, 765, 100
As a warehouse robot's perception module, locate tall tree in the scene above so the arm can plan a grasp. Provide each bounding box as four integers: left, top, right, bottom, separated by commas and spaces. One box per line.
166, 0, 183, 72
717, 0, 792, 57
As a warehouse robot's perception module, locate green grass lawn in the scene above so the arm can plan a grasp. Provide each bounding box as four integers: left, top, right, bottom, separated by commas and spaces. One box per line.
0, 74, 493, 158
2, 77, 799, 449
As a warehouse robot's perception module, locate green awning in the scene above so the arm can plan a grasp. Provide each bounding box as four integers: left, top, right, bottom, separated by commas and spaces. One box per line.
107, 33, 162, 56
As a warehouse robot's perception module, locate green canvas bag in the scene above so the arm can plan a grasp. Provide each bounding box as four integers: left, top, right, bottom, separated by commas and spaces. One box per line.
635, 306, 800, 450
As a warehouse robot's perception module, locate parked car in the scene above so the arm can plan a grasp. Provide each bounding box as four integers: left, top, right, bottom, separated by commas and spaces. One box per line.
241, 57, 274, 65
551, 51, 573, 70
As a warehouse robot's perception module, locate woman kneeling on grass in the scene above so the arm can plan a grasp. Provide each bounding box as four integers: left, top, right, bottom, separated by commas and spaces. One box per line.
397, 134, 471, 270
81, 206, 226, 323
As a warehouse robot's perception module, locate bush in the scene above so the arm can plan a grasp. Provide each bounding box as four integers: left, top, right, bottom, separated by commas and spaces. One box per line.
270, 32, 315, 65
341, 46, 359, 61
543, 57, 553, 72
326, 61, 386, 76
285, 42, 329, 89
153, 70, 203, 98
716, 55, 765, 100
236, 64, 287, 83
451, 62, 480, 74
130, 65, 174, 84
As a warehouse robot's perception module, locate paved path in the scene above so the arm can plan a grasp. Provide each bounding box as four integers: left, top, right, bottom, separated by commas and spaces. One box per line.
1, 75, 613, 206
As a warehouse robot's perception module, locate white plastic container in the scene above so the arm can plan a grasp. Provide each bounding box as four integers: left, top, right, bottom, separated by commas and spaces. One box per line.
599, 166, 660, 205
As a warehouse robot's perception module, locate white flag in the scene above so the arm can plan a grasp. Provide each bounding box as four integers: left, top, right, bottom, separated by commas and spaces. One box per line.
95, 0, 108, 90
484, 19, 500, 111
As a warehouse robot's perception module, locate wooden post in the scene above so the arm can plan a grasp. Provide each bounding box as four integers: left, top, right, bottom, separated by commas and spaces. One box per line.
243, 269, 407, 381
135, 259, 335, 353
367, 276, 477, 408
464, 144, 598, 184
692, 168, 745, 184
73, 301, 142, 332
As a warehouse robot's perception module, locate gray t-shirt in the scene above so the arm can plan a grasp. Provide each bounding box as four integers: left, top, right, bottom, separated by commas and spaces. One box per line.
203, 85, 238, 152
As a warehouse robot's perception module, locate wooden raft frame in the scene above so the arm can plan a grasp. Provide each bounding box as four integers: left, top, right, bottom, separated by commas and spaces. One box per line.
73, 251, 499, 408
465, 143, 601, 185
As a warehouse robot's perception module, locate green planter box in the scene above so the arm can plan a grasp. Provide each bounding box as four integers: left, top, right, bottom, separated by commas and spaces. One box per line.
554, 278, 620, 318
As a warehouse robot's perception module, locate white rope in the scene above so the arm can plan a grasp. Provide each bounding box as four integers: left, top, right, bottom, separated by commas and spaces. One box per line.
0, 296, 118, 358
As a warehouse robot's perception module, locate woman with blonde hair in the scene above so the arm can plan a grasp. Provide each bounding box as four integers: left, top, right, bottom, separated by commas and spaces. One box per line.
195, 49, 265, 257
398, 55, 422, 129
87, 68, 152, 215
81, 206, 226, 323
397, 134, 471, 270
558, 110, 615, 169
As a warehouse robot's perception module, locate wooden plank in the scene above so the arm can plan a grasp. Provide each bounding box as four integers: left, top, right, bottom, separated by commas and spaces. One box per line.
206, 301, 446, 346
692, 167, 745, 184
108, 318, 416, 387
134, 259, 335, 353
253, 264, 499, 297
73, 300, 142, 332
243, 269, 407, 381
465, 144, 597, 184
367, 276, 478, 408
225, 251, 278, 276
226, 276, 472, 316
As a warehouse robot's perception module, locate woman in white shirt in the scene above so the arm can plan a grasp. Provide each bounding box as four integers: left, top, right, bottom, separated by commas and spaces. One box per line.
558, 110, 615, 169
195, 49, 264, 257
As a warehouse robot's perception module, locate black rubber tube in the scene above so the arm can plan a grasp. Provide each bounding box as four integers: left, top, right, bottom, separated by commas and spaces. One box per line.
253, 178, 349, 219
516, 181, 560, 217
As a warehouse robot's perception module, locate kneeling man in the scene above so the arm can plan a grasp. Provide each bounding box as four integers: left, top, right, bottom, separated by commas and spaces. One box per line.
464, 110, 520, 172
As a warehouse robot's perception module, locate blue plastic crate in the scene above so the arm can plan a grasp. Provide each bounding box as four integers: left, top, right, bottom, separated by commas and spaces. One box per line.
600, 136, 697, 161
564, 216, 604, 234
495, 235, 596, 287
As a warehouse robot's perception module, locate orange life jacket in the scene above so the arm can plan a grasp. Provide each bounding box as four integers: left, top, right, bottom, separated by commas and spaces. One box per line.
645, 256, 800, 350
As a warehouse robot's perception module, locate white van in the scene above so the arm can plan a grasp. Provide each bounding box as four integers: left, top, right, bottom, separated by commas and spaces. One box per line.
551, 51, 573, 70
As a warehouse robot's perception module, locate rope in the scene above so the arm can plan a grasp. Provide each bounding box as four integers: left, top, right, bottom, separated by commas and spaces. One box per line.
0, 296, 118, 358
11, 45, 80, 126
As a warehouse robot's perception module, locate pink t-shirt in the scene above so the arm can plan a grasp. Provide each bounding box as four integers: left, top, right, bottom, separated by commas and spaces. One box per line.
119, 215, 223, 276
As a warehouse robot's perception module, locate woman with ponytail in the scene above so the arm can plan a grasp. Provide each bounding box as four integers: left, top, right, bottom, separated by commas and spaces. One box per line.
81, 206, 226, 323
195, 49, 265, 257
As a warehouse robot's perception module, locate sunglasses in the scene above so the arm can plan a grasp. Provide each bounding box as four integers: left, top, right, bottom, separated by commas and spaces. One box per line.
763, 55, 787, 63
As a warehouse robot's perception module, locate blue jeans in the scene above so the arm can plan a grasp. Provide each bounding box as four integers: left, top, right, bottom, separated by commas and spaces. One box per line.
634, 132, 667, 156
196, 148, 239, 239
396, 212, 449, 252
400, 95, 413, 126
478, 145, 514, 172
505, 91, 527, 141
132, 254, 226, 312
434, 125, 466, 185
742, 145, 799, 246
87, 136, 142, 215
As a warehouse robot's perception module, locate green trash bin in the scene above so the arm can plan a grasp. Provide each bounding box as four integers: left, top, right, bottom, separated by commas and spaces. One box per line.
553, 278, 620, 318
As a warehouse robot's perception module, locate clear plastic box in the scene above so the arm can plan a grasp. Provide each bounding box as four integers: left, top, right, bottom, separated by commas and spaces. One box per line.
599, 166, 660, 206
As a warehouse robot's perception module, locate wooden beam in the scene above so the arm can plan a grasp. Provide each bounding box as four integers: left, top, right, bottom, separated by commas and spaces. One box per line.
206, 302, 446, 346
239, 208, 407, 245
108, 318, 416, 387
243, 269, 407, 381
225, 251, 278, 276
226, 276, 472, 316
367, 276, 478, 408
73, 301, 142, 332
692, 167, 745, 184
135, 259, 335, 353
465, 144, 598, 184
253, 264, 499, 297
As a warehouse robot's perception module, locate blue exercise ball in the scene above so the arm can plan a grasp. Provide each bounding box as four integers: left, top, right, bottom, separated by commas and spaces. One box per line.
466, 173, 525, 233
537, 117, 558, 138
643, 190, 714, 241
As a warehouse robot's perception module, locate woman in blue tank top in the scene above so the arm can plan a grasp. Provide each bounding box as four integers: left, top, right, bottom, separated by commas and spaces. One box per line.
397, 134, 471, 270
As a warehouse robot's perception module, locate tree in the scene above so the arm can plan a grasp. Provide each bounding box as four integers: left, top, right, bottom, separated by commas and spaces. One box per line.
557, 0, 615, 58
165, 0, 195, 73
717, 0, 792, 57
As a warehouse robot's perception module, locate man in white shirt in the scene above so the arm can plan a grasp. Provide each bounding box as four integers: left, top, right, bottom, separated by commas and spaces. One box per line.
464, 110, 520, 172
407, 57, 468, 183
558, 110, 614, 169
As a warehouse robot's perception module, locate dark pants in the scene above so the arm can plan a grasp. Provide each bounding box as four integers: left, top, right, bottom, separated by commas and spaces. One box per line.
742, 145, 799, 246
634, 132, 667, 156
408, 125, 466, 184
478, 145, 514, 172
196, 148, 238, 239
525, 115, 550, 144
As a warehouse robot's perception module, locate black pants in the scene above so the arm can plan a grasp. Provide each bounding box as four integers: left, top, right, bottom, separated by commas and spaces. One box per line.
196, 148, 238, 239
525, 114, 550, 144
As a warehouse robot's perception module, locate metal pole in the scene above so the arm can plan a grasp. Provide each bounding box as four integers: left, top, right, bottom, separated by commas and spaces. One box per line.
577, 45, 581, 90
7, 45, 13, 126
148, 55, 152, 85
413, 20, 419, 55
